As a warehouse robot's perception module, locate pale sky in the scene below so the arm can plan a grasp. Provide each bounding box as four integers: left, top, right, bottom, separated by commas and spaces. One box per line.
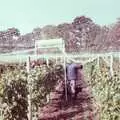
0, 0, 119, 34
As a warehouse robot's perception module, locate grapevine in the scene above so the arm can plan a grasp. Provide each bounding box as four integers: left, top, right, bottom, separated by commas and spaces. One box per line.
85, 58, 120, 120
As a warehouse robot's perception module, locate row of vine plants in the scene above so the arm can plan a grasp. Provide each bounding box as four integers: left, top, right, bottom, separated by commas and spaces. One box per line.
84, 57, 120, 120
0, 63, 63, 120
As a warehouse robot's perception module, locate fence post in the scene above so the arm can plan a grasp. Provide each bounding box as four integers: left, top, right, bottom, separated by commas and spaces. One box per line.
63, 55, 68, 101
27, 56, 32, 120
110, 55, 113, 76
118, 54, 120, 73
97, 55, 100, 69
46, 58, 49, 66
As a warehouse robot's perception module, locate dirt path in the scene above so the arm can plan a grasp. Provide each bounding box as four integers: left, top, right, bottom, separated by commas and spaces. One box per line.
38, 79, 100, 120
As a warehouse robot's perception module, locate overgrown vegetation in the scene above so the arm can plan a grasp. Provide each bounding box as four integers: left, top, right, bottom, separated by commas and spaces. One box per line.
85, 58, 120, 120
0, 57, 120, 120
0, 64, 63, 120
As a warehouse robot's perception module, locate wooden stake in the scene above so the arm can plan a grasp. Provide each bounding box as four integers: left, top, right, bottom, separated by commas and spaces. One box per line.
110, 55, 113, 76
97, 55, 100, 69
27, 56, 32, 120
64, 55, 68, 101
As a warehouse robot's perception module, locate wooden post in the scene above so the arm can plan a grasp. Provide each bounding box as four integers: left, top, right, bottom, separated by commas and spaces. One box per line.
46, 58, 49, 66
63, 43, 68, 101
35, 42, 37, 60
26, 56, 30, 73
27, 56, 32, 120
63, 55, 68, 101
119, 54, 120, 74
110, 55, 113, 76
119, 54, 120, 63
97, 55, 100, 69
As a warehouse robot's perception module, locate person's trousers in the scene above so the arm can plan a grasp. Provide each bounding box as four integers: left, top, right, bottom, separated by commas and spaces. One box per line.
68, 80, 76, 94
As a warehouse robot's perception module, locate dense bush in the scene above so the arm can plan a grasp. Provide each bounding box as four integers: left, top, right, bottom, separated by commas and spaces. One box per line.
85, 59, 120, 120
30, 64, 63, 111
0, 63, 63, 120
0, 57, 120, 120
1, 67, 28, 120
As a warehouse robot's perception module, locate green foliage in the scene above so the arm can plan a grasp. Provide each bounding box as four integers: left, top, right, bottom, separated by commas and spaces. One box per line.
0, 64, 63, 120
1, 57, 120, 120
2, 68, 28, 120
2, 69, 28, 120
85, 59, 120, 120
31, 64, 63, 111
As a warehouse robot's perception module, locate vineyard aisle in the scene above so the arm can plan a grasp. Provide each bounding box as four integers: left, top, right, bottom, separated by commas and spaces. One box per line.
38, 75, 100, 120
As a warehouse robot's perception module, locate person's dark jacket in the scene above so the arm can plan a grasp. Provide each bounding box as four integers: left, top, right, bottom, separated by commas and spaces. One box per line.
66, 63, 82, 80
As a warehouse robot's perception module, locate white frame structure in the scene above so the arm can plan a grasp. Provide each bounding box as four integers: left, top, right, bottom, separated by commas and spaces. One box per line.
34, 38, 68, 101
35, 38, 65, 55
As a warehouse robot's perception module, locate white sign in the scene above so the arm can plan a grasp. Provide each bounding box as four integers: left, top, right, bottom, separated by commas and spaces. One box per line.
35, 38, 65, 54
35, 38, 64, 48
